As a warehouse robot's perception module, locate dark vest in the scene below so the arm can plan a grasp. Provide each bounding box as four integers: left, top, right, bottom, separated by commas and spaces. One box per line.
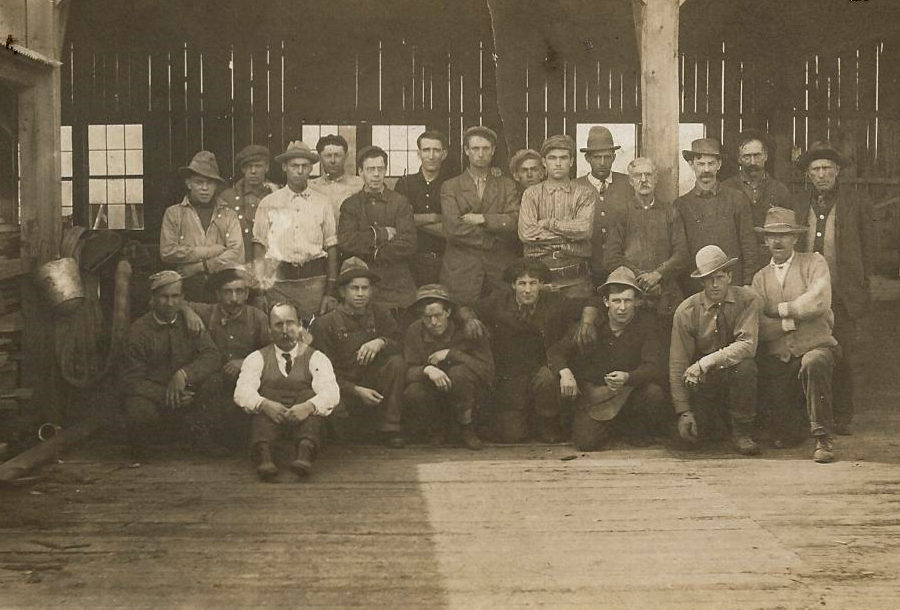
258, 344, 316, 406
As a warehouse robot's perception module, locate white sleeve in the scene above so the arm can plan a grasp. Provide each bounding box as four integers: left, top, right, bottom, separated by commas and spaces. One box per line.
233, 351, 266, 413
307, 350, 340, 416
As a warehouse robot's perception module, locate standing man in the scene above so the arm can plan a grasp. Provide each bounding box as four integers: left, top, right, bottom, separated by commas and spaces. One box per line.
234, 302, 340, 480
509, 148, 544, 200
794, 141, 875, 435
675, 138, 757, 285
310, 258, 407, 448
670, 245, 762, 455
220, 144, 280, 260
395, 130, 450, 286
403, 285, 494, 450
160, 151, 244, 301
440, 125, 520, 305
309, 134, 364, 225
722, 130, 792, 272
518, 134, 595, 297
338, 145, 418, 313
575, 126, 633, 281
605, 157, 688, 346
252, 140, 339, 320
751, 207, 838, 463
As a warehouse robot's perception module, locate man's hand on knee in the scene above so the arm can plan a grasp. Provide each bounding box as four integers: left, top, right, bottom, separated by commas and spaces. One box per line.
166, 370, 188, 409
559, 368, 579, 399
424, 365, 452, 392
260, 399, 289, 424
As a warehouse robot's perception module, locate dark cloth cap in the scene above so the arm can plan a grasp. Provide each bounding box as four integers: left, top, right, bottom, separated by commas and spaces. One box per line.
149, 270, 183, 292
540, 134, 576, 158
235, 144, 271, 169
508, 149, 542, 175
463, 125, 498, 146
414, 283, 452, 306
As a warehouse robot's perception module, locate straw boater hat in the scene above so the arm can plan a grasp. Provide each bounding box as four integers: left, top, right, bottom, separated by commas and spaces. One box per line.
796, 140, 850, 170
234, 144, 271, 169
579, 126, 621, 153
690, 245, 738, 279
148, 270, 183, 292
414, 284, 453, 307
754, 207, 808, 235
178, 151, 225, 183
597, 266, 644, 295
337, 257, 381, 286
682, 138, 723, 163
274, 140, 319, 164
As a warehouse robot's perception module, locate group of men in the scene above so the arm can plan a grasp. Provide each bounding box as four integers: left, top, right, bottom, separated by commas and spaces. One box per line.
124, 123, 873, 479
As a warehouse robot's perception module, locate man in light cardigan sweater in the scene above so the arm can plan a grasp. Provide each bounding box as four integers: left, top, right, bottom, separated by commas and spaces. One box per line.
751, 207, 838, 463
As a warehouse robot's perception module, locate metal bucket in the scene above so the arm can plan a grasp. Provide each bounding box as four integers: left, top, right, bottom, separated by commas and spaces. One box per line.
36, 257, 85, 310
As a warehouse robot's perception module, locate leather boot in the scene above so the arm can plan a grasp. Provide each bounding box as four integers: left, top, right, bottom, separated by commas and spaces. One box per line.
254, 442, 278, 480
460, 424, 483, 451
290, 440, 315, 477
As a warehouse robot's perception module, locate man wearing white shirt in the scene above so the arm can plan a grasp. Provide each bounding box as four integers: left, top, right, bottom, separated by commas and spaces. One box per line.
235, 302, 340, 480
751, 207, 838, 463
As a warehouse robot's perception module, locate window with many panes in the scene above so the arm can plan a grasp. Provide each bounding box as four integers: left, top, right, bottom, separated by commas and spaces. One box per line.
300, 125, 357, 177
88, 124, 144, 230
371, 125, 425, 177
60, 126, 73, 218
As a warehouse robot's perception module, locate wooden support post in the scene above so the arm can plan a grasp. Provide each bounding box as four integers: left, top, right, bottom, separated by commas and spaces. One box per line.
633, 0, 684, 202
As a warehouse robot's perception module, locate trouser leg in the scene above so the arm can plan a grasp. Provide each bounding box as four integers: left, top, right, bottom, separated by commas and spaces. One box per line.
725, 359, 758, 437
124, 395, 162, 449
403, 380, 445, 438
689, 377, 728, 441
291, 415, 324, 451
757, 354, 806, 441
615, 383, 669, 438
831, 299, 857, 426
250, 412, 280, 446
370, 354, 406, 433
531, 366, 561, 419
800, 347, 836, 437
446, 365, 479, 425
492, 375, 531, 443
571, 404, 613, 451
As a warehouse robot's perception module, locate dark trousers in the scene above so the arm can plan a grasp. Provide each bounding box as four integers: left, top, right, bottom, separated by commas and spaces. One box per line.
832, 299, 857, 426
404, 364, 480, 431
123, 380, 224, 450
572, 383, 668, 451
490, 367, 560, 443
689, 358, 757, 439
758, 348, 835, 439
331, 353, 406, 441
410, 251, 443, 287
250, 412, 324, 450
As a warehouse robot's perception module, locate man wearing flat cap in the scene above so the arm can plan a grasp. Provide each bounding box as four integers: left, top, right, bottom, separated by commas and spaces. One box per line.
509, 148, 544, 200
252, 140, 339, 320
160, 151, 245, 301
675, 138, 757, 286
751, 207, 838, 463
219, 144, 280, 260
670, 245, 762, 456
403, 284, 493, 450
121, 271, 224, 459
440, 125, 520, 305
310, 257, 407, 448
550, 266, 668, 451
793, 141, 875, 435
575, 125, 633, 281
518, 134, 596, 297
338, 145, 417, 313
310, 134, 364, 225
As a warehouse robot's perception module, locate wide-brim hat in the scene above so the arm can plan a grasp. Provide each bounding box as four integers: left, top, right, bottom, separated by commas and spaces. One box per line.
414, 283, 453, 306
580, 126, 621, 153
235, 144, 271, 169
275, 140, 319, 164
178, 150, 225, 183
796, 140, 850, 170
754, 206, 808, 235
598, 266, 643, 295
682, 138, 723, 162
337, 256, 381, 286
207, 265, 252, 292
690, 245, 738, 279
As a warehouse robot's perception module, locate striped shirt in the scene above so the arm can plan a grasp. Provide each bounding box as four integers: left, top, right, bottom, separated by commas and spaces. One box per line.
252, 186, 337, 265
518, 180, 595, 259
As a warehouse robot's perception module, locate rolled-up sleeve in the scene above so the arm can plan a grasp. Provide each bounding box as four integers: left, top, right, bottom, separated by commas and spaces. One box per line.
309, 350, 340, 415
233, 350, 266, 413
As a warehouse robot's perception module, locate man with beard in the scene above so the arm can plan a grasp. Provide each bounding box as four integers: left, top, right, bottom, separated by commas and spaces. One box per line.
309, 134, 364, 225
220, 144, 280, 260
160, 151, 245, 301
234, 302, 340, 480
509, 148, 544, 200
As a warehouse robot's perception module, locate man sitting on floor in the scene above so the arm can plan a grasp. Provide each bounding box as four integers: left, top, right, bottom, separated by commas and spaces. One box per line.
234, 302, 340, 481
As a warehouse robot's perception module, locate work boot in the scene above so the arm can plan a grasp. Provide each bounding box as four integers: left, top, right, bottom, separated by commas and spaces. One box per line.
733, 436, 761, 456
253, 443, 278, 481
290, 440, 315, 477
813, 436, 835, 463
460, 424, 483, 451
381, 431, 406, 449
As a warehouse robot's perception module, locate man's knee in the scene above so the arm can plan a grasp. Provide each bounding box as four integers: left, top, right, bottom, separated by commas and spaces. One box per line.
380, 354, 406, 377
403, 381, 433, 405
571, 410, 610, 451
124, 396, 160, 428
801, 349, 834, 376
636, 382, 666, 407
531, 367, 557, 392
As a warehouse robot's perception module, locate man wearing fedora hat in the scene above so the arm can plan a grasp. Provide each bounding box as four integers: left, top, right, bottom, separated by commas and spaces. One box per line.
252, 140, 340, 320
793, 140, 875, 435
310, 257, 407, 448
309, 134, 364, 225
575, 125, 633, 281
440, 125, 520, 305
518, 134, 596, 297
549, 266, 668, 451
219, 144, 280, 260
675, 138, 757, 286
751, 207, 838, 462
670, 245, 763, 455
402, 284, 493, 450
160, 151, 245, 302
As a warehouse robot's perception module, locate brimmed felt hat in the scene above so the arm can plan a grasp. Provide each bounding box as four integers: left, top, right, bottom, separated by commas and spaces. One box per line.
580, 126, 621, 153
540, 134, 576, 158
337, 256, 380, 286
463, 125, 498, 145
754, 207, 808, 235
796, 140, 850, 170
178, 151, 225, 183
149, 270, 183, 292
690, 245, 738, 279
598, 266, 643, 295
414, 283, 452, 306
508, 148, 542, 175
275, 140, 319, 164
235, 144, 270, 169
207, 265, 252, 292
682, 138, 723, 162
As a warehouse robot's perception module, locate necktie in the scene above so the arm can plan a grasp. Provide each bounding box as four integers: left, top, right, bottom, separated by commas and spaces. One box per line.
282, 352, 293, 374
598, 180, 607, 194
711, 303, 731, 350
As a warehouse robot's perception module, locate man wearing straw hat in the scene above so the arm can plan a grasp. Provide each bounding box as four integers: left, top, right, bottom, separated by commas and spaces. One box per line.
220, 144, 280, 260
675, 138, 757, 285
252, 140, 340, 320
549, 266, 668, 451
751, 207, 838, 463
670, 245, 762, 455
160, 151, 245, 302
793, 140, 875, 436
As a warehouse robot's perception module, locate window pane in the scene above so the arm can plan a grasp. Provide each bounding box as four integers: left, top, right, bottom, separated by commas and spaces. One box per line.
106, 150, 126, 175
107, 204, 125, 229
61, 151, 73, 178
408, 126, 425, 149
88, 124, 106, 150
124, 124, 142, 149
320, 125, 338, 137
389, 151, 406, 177
126, 204, 144, 230
408, 151, 420, 175
107, 179, 126, 203
89, 179, 107, 204
301, 125, 319, 145
89, 150, 107, 175
90, 204, 107, 229
61, 180, 72, 210
125, 150, 143, 175
125, 179, 143, 203
389, 125, 406, 149
60, 126, 72, 152
371, 125, 389, 149
106, 125, 125, 150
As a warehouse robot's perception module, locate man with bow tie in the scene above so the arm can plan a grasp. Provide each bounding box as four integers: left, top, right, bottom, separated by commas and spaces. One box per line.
751, 207, 838, 463
338, 145, 417, 314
